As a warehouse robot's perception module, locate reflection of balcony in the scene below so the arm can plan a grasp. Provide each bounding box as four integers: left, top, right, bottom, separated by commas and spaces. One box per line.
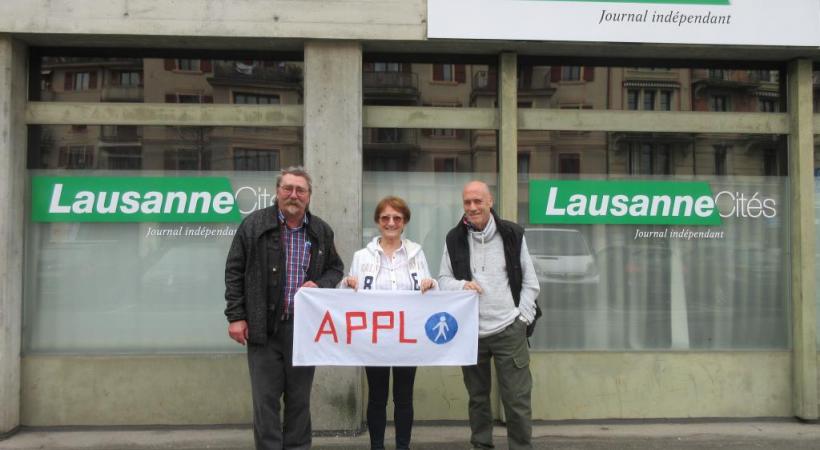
363, 128, 419, 153
471, 129, 496, 150
100, 126, 141, 143
609, 132, 694, 162
623, 80, 680, 90
748, 70, 779, 83
624, 67, 682, 85
472, 70, 555, 92
41, 57, 142, 70
209, 62, 303, 90
471, 70, 554, 105
692, 69, 760, 93
363, 72, 419, 104
693, 70, 783, 105
101, 85, 144, 102
521, 74, 553, 92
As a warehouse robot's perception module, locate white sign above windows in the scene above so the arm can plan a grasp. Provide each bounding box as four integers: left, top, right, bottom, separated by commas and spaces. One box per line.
427, 0, 820, 47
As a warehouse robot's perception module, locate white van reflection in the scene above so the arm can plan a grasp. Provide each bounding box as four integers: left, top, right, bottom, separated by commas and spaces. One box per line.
524, 228, 599, 285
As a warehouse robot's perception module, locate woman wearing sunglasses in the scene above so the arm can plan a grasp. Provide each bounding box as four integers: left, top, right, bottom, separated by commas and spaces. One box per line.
339, 195, 436, 450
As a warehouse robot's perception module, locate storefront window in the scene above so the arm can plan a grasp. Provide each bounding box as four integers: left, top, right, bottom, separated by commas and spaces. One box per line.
520, 133, 789, 350
362, 61, 497, 108
517, 64, 785, 113
814, 71, 820, 113
815, 136, 820, 345
23, 125, 302, 354
29, 125, 302, 171
35, 56, 303, 105
362, 128, 497, 276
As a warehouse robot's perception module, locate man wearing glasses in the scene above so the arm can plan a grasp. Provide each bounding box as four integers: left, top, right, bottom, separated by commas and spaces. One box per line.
225, 165, 344, 450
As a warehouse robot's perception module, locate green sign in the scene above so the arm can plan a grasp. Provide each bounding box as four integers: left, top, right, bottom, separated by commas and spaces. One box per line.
32, 176, 243, 223
529, 180, 722, 225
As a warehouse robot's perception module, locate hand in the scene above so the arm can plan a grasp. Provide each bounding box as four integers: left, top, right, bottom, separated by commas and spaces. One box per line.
301, 281, 318, 288
228, 320, 249, 346
420, 278, 435, 293
463, 281, 483, 294
343, 276, 358, 291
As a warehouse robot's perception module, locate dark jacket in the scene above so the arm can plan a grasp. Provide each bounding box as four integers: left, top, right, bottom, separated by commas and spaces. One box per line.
445, 209, 524, 304
224, 205, 344, 344
445, 209, 541, 336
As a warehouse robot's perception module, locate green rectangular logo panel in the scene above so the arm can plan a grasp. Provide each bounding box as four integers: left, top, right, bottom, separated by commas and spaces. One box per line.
32, 176, 243, 223
529, 179, 721, 225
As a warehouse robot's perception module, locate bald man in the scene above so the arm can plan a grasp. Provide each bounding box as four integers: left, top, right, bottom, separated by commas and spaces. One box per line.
438, 181, 540, 450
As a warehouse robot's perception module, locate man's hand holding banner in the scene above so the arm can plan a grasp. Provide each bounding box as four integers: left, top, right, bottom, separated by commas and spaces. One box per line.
293, 289, 478, 366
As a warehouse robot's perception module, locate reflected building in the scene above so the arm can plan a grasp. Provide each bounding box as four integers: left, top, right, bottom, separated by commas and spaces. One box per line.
359, 63, 786, 178
35, 57, 304, 172
363, 62, 421, 171
37, 58, 787, 179
364, 63, 495, 173
39, 57, 145, 170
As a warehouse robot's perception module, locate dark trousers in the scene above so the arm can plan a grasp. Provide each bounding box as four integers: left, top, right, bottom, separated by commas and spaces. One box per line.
247, 321, 315, 450
462, 319, 532, 450
365, 366, 417, 450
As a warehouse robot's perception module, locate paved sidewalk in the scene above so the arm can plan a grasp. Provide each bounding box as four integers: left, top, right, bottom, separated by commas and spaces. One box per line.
2, 421, 820, 449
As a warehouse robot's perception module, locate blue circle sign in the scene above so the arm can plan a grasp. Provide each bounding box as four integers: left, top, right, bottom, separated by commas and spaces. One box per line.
425, 312, 458, 345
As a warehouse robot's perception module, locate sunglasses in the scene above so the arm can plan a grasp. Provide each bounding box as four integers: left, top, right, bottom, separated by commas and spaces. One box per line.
378, 215, 404, 224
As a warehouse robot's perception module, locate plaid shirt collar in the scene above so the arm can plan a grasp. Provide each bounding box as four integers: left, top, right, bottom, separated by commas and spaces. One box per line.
278, 209, 309, 230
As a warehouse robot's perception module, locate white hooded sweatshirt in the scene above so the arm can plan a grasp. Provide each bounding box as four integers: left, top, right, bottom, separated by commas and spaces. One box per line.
339, 236, 435, 292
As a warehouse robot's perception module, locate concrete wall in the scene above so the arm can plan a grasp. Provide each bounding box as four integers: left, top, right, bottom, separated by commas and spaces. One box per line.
531, 352, 791, 419
22, 355, 251, 426
21, 352, 792, 425
0, 37, 27, 436
0, 0, 426, 41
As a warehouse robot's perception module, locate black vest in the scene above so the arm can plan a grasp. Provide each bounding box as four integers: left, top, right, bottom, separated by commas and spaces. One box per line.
445, 210, 524, 306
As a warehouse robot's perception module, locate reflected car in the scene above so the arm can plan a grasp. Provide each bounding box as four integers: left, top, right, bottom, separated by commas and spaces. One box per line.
524, 228, 599, 284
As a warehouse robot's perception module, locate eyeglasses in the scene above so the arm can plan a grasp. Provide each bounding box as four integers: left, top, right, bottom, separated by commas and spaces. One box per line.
378, 215, 404, 224
278, 185, 309, 197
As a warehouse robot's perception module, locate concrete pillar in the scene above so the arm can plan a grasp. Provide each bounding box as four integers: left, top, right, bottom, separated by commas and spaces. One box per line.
303, 40, 364, 431
498, 52, 518, 220
494, 51, 518, 422
787, 58, 818, 420
0, 36, 27, 437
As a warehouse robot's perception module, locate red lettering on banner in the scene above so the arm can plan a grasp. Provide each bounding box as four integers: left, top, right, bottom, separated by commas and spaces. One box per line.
314, 311, 339, 343
372, 311, 395, 343
346, 312, 368, 344
399, 311, 417, 343
314, 310, 418, 345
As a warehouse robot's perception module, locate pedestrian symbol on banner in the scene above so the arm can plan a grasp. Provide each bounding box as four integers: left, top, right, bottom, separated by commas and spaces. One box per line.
425, 312, 458, 345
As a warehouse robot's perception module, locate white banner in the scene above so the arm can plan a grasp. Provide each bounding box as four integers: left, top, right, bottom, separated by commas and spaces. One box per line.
293, 289, 478, 366
428, 0, 820, 47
